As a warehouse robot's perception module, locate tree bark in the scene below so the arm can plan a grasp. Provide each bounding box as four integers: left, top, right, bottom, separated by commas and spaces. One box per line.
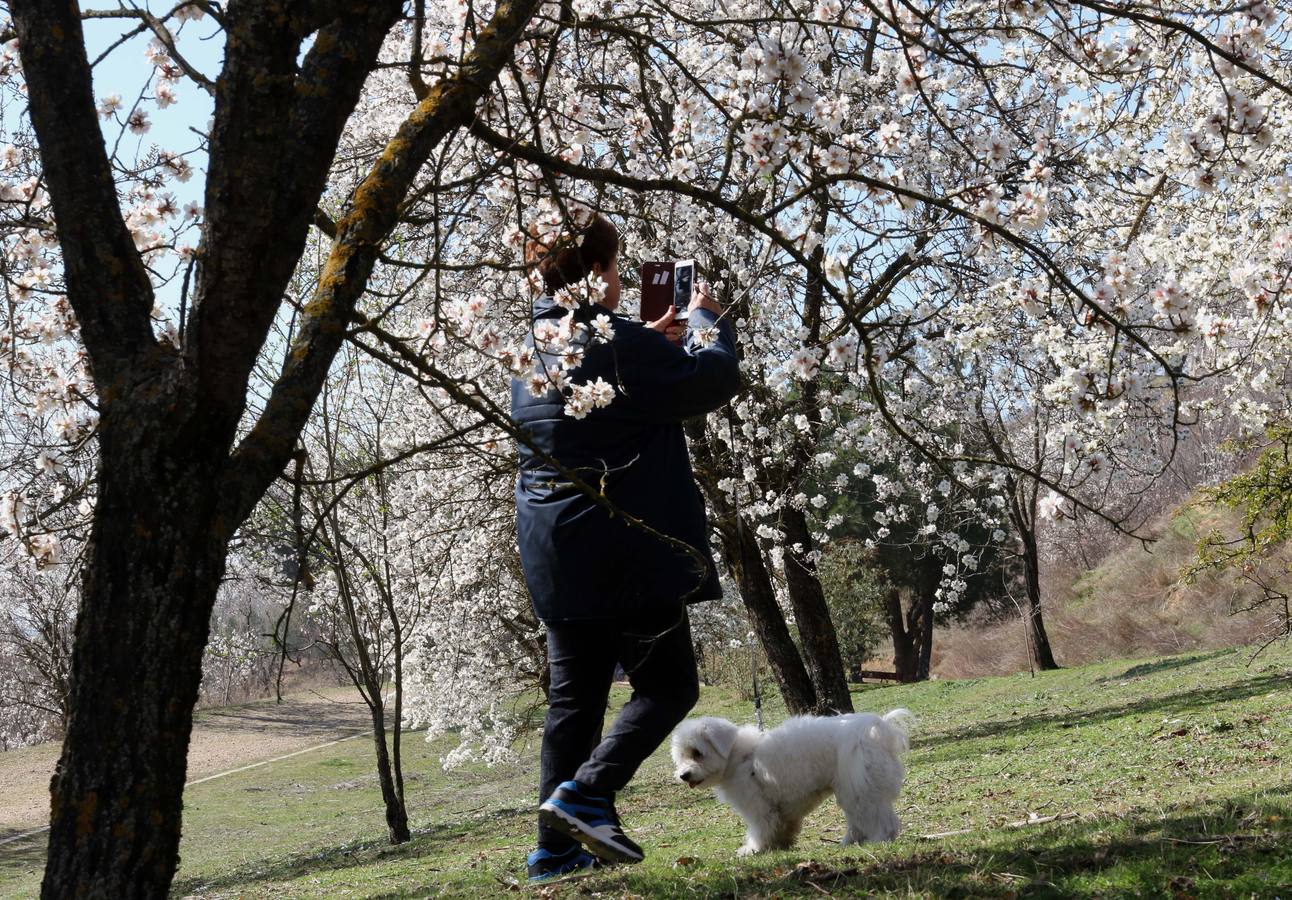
40, 395, 234, 899
11, 0, 541, 894
1020, 529, 1060, 671
914, 590, 935, 681
770, 194, 852, 715
883, 558, 939, 684
779, 508, 854, 713
905, 560, 940, 681
883, 587, 918, 682
369, 703, 411, 844
723, 517, 819, 715
686, 424, 818, 714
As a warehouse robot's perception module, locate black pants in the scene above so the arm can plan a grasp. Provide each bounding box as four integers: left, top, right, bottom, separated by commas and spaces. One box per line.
537, 606, 700, 849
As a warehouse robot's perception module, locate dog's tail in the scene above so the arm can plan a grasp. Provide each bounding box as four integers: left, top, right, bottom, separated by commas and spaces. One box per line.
868, 708, 914, 757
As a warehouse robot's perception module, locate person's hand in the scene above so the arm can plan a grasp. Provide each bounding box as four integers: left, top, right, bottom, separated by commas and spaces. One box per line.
646, 305, 687, 344
688, 281, 722, 317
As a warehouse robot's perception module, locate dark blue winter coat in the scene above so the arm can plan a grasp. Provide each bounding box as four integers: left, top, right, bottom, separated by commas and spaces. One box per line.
510, 296, 740, 624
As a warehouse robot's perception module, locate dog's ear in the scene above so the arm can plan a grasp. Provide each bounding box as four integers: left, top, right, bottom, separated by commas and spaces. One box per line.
701, 719, 737, 759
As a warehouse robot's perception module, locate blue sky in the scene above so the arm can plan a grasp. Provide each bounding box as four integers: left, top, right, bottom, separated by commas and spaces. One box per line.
82, 10, 221, 309
84, 11, 219, 196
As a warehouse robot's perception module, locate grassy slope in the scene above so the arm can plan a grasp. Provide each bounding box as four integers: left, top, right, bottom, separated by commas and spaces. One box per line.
2, 645, 1290, 899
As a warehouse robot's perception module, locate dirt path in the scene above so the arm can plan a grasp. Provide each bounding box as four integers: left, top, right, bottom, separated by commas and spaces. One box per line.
0, 690, 372, 837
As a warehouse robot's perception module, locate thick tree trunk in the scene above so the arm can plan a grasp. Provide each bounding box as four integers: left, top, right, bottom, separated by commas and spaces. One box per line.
13, 0, 539, 893
1020, 531, 1060, 671
41, 413, 231, 899
723, 518, 819, 715
685, 423, 818, 715
779, 509, 853, 714
914, 591, 935, 681
369, 704, 411, 844
883, 588, 919, 682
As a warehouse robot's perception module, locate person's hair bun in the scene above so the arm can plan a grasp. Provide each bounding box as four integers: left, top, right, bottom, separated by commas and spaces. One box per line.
525, 214, 619, 292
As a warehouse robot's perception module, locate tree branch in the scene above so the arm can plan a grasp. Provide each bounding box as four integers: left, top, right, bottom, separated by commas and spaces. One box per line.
226, 0, 542, 521
10, 1, 158, 388
1068, 0, 1292, 99
186, 1, 404, 440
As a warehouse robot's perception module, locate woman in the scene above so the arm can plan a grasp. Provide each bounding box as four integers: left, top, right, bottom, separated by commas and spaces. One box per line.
511, 214, 739, 881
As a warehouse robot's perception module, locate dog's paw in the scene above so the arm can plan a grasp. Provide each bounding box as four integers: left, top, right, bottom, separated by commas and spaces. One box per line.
736, 844, 759, 857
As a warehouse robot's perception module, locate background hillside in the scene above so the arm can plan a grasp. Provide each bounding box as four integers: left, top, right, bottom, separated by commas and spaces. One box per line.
931, 496, 1284, 680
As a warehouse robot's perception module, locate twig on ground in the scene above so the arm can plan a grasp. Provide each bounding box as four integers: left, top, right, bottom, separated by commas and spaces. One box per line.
921, 811, 1078, 840
1009, 812, 1078, 828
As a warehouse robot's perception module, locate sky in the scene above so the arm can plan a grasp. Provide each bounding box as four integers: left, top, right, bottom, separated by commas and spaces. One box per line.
82, 10, 222, 310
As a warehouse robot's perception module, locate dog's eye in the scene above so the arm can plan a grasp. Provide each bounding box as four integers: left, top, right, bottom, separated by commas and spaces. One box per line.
692, 750, 705, 760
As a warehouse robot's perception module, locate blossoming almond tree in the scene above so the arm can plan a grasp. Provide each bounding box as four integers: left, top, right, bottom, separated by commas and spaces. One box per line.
4, 1, 542, 895
294, 346, 426, 844
431, 1, 1290, 704
282, 0, 1292, 723
3, 1, 1292, 897
0, 562, 75, 748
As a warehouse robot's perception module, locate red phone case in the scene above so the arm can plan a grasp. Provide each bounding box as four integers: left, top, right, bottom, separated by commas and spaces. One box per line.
640, 261, 675, 322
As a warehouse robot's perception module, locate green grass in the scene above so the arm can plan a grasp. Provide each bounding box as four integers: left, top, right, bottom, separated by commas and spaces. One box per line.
3, 645, 1291, 898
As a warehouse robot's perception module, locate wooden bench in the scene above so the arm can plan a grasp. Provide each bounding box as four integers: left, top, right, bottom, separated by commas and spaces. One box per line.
853, 669, 902, 682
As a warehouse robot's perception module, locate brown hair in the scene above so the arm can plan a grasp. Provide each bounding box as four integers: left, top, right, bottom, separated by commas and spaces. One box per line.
525, 214, 619, 292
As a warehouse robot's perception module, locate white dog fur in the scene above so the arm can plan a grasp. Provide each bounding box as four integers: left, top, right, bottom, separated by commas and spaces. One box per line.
671, 710, 912, 855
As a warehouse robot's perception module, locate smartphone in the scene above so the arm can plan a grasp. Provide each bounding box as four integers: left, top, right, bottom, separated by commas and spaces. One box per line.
640, 259, 701, 322
672, 259, 695, 322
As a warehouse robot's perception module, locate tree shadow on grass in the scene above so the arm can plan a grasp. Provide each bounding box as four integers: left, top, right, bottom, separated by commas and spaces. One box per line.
168, 804, 534, 897
165, 787, 1292, 899
1094, 648, 1239, 684
196, 705, 371, 736
0, 830, 47, 892
916, 670, 1291, 756
576, 789, 1292, 899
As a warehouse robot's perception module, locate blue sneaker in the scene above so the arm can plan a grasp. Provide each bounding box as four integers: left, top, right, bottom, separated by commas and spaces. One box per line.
538, 781, 645, 863
526, 845, 597, 882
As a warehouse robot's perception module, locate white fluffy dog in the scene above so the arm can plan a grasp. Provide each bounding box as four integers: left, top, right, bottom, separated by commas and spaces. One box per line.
670, 710, 912, 855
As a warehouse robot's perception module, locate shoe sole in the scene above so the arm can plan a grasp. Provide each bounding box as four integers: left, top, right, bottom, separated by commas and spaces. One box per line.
538, 803, 644, 864
527, 864, 597, 886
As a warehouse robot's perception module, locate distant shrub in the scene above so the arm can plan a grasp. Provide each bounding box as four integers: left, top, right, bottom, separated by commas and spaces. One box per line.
818, 542, 888, 679
689, 586, 769, 701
